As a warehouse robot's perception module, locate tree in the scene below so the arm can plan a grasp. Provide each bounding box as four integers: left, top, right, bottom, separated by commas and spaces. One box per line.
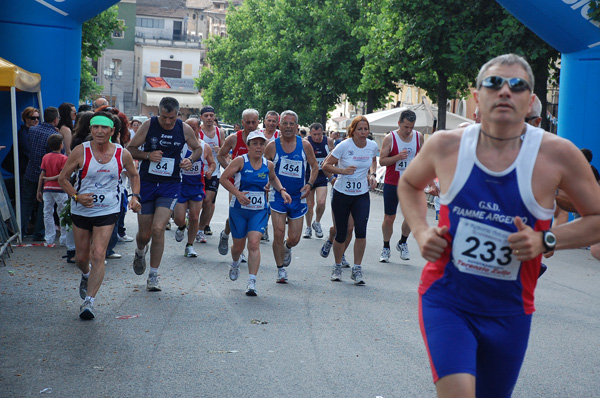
197, 0, 382, 126
80, 6, 124, 101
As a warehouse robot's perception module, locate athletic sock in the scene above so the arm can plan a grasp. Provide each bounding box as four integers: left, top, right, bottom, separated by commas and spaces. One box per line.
248, 274, 256, 281
149, 267, 159, 276
85, 296, 94, 304
135, 247, 145, 257
399, 235, 408, 245
383, 241, 390, 249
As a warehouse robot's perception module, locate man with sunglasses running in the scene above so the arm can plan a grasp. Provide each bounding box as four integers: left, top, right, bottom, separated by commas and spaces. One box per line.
398, 53, 600, 398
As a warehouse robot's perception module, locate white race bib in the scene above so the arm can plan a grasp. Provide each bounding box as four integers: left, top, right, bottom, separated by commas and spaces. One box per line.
452, 218, 520, 281
279, 158, 302, 178
342, 177, 365, 195
90, 190, 119, 209
316, 157, 326, 170
241, 191, 265, 210
149, 157, 175, 177
395, 159, 409, 172
181, 161, 202, 176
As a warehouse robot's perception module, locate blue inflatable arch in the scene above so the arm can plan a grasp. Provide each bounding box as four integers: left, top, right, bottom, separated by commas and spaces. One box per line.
497, 0, 600, 158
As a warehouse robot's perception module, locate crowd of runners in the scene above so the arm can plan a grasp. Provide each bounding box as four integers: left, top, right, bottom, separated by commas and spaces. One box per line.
16, 53, 600, 398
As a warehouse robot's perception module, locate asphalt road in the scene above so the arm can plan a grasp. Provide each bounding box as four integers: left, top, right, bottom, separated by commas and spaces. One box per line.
1, 191, 599, 397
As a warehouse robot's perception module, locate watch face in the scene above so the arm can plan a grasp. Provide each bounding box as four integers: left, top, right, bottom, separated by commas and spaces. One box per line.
546, 235, 556, 245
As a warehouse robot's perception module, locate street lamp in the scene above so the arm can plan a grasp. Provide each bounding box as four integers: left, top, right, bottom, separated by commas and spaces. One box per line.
103, 61, 123, 107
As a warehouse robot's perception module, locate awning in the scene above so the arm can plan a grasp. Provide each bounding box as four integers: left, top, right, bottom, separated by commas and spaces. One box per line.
142, 91, 203, 108
0, 57, 41, 92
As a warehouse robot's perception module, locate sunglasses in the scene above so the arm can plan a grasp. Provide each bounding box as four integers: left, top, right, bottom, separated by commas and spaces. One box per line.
28, 116, 40, 120
480, 76, 531, 92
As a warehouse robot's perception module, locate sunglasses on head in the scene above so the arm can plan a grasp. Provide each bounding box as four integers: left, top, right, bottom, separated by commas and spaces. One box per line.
480, 76, 531, 93
28, 116, 40, 120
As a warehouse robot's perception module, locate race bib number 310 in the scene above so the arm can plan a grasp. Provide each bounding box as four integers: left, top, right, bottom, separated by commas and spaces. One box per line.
452, 218, 520, 281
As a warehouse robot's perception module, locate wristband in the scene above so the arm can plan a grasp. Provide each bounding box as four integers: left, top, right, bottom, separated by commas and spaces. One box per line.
307, 182, 315, 190
129, 193, 141, 200
71, 194, 78, 203
369, 173, 376, 177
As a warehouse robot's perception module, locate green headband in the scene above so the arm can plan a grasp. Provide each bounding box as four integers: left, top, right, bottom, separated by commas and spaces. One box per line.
90, 115, 114, 128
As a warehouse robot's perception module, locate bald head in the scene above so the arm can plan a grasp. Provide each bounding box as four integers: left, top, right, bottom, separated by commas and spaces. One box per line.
93, 98, 108, 110
185, 118, 200, 134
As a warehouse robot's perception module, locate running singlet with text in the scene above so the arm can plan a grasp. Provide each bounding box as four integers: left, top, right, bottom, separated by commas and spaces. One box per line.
72, 141, 123, 217
384, 129, 420, 186
331, 138, 378, 196
419, 124, 554, 316
307, 135, 329, 182
180, 142, 205, 185
199, 126, 222, 177
139, 117, 185, 183
273, 135, 307, 201
230, 154, 269, 210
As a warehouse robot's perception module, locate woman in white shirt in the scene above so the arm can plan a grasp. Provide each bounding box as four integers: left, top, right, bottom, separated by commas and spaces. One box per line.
322, 116, 378, 285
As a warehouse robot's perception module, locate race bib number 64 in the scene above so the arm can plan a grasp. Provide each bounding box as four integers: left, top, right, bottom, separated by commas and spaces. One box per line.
452, 218, 520, 281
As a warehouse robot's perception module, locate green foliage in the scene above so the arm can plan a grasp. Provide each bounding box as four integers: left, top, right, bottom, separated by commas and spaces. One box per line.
197, 0, 380, 125
360, 0, 559, 129
80, 6, 124, 101
198, 0, 562, 129
589, 1, 600, 23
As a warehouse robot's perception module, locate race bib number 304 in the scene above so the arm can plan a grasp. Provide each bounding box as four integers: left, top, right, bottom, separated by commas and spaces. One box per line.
149, 157, 175, 177
452, 218, 520, 281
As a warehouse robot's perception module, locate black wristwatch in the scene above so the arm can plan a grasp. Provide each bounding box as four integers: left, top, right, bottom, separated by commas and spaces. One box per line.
307, 182, 315, 190
130, 193, 141, 200
542, 230, 557, 253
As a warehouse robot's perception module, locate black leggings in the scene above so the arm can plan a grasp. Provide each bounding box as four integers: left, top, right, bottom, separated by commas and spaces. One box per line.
331, 190, 370, 243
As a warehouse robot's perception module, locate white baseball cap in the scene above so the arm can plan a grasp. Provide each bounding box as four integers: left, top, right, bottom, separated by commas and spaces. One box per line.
246, 130, 267, 143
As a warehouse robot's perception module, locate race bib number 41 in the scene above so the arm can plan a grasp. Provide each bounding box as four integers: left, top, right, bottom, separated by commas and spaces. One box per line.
149, 157, 175, 177
452, 218, 520, 281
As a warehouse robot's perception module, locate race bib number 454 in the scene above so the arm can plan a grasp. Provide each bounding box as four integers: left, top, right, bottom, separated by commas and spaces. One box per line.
452, 218, 520, 281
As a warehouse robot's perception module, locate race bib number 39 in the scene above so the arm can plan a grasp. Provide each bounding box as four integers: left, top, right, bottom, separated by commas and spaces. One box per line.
452, 218, 520, 281
279, 158, 302, 178
149, 157, 175, 177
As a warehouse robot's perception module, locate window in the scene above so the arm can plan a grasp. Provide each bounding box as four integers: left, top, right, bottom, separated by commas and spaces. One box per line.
112, 19, 125, 39
136, 17, 164, 29
160, 60, 182, 78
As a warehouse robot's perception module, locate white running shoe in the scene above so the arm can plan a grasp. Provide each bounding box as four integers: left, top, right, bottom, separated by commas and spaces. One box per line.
312, 221, 323, 238
146, 274, 161, 291
330, 266, 342, 282
184, 245, 198, 257
282, 240, 292, 267
379, 247, 391, 263
118, 234, 134, 242
303, 226, 312, 238
276, 267, 288, 284
175, 227, 185, 242
196, 230, 207, 243
79, 298, 95, 320
240, 252, 247, 263
245, 279, 257, 296
229, 263, 240, 281
397, 242, 410, 260
218, 231, 229, 255
351, 265, 365, 285
320, 240, 333, 258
